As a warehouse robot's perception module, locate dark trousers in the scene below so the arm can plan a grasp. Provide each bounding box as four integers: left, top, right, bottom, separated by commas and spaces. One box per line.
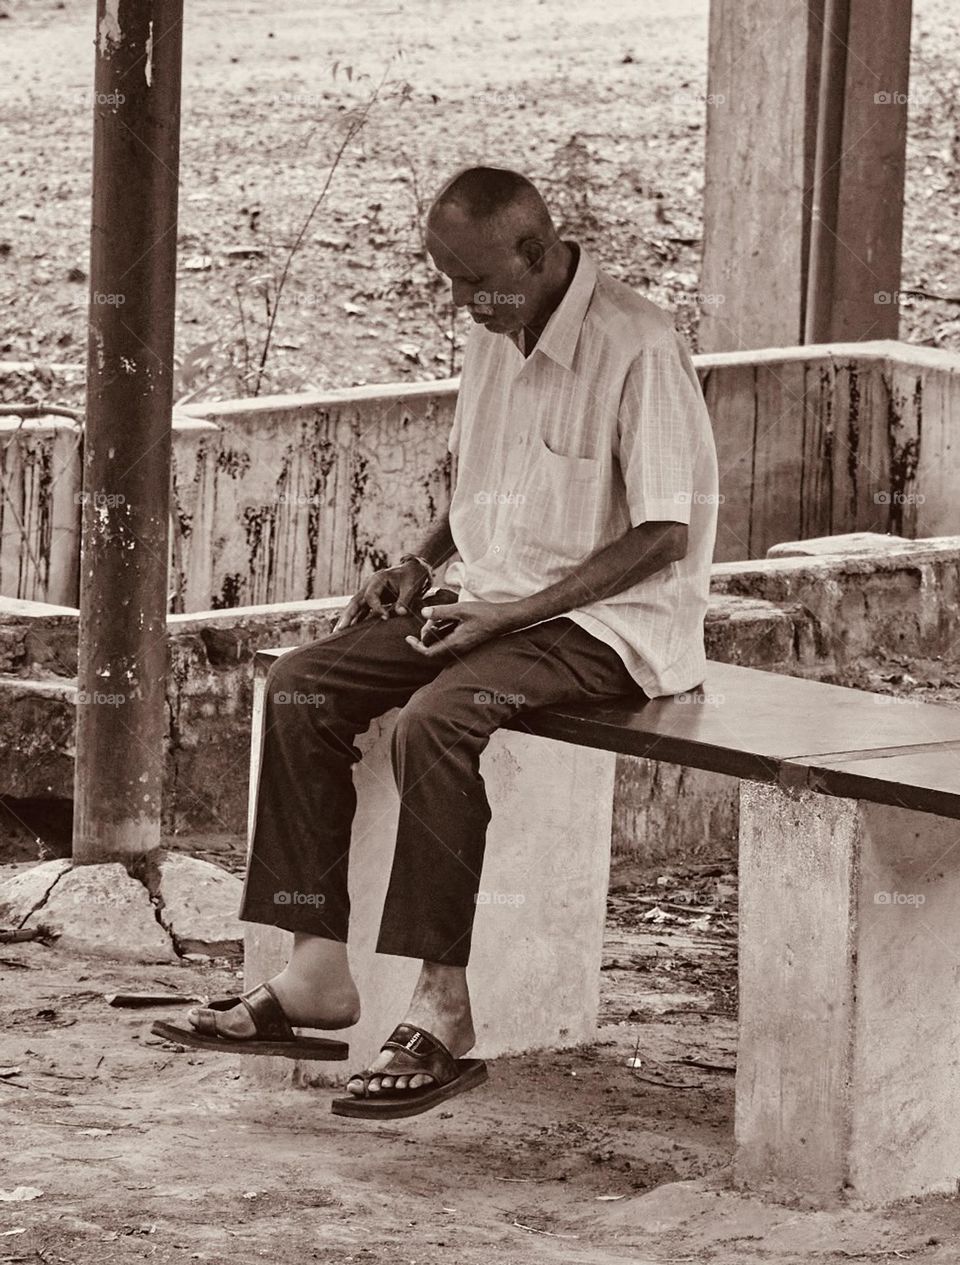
240, 594, 643, 967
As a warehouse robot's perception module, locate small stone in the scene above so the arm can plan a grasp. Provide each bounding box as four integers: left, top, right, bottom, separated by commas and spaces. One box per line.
156, 853, 243, 957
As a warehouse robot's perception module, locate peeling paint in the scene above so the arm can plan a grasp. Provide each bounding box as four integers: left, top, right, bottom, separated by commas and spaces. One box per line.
98, 0, 122, 56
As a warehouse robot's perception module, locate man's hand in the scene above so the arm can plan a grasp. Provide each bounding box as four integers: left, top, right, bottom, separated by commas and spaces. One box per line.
404, 599, 517, 657
334, 559, 430, 630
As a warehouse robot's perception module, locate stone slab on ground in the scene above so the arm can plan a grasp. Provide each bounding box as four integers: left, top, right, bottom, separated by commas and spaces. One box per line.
0, 857, 71, 926
156, 852, 243, 956
21, 862, 176, 963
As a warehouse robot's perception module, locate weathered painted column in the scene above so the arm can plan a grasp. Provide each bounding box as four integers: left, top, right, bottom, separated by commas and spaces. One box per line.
73, 0, 184, 863
701, 0, 911, 353
736, 782, 960, 1203
243, 649, 618, 1082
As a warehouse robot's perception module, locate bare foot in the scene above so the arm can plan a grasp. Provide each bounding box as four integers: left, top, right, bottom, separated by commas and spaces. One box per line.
347, 962, 474, 1095
186, 934, 361, 1040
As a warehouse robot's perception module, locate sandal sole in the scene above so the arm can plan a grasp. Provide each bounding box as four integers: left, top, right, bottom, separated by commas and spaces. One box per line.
330, 1058, 488, 1118
149, 1019, 349, 1061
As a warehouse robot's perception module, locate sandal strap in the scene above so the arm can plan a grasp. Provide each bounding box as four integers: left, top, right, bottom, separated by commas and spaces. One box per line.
374, 1024, 457, 1082
237, 982, 296, 1042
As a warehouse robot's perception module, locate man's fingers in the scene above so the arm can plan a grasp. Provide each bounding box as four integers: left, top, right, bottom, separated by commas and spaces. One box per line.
334, 595, 364, 630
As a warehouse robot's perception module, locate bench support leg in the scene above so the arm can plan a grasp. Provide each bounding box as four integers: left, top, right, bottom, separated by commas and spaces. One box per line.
244, 670, 617, 1083
737, 781, 960, 1203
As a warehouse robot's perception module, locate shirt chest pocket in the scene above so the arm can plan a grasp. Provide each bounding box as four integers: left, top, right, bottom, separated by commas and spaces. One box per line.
513, 438, 604, 560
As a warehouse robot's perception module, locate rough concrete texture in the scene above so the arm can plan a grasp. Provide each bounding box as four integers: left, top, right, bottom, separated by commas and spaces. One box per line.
712, 538, 960, 672
245, 697, 618, 1084
21, 862, 177, 963
156, 852, 243, 956
0, 857, 71, 926
0, 676, 76, 799
736, 782, 960, 1205
735, 783, 857, 1203
0, 596, 78, 678
174, 386, 456, 614
767, 530, 912, 558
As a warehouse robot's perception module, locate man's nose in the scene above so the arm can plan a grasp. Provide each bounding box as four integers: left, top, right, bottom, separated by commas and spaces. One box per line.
451, 280, 476, 309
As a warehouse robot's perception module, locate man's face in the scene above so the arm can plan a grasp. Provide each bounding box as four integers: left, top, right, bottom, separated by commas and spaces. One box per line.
425, 210, 539, 337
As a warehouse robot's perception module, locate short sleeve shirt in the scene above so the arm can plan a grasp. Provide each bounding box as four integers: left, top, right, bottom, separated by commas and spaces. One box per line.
443, 243, 719, 698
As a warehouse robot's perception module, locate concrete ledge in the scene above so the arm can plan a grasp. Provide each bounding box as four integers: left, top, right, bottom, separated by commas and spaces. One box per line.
4, 536, 960, 860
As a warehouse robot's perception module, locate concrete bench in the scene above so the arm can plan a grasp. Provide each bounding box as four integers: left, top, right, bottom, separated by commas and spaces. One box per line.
245, 648, 960, 1205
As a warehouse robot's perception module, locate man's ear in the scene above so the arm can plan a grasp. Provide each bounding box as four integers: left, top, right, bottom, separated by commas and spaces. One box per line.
517, 236, 547, 272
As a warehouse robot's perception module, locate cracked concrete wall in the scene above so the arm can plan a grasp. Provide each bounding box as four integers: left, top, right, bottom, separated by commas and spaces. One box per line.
171, 383, 457, 613
4, 342, 960, 608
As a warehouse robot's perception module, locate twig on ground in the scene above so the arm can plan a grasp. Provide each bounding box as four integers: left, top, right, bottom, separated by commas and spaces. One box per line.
511, 1222, 579, 1240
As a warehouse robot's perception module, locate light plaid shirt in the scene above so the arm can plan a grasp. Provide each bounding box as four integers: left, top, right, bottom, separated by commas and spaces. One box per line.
443, 244, 719, 698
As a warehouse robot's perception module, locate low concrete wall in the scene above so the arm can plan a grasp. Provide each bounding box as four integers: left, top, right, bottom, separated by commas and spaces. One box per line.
4, 341, 960, 608
4, 538, 959, 862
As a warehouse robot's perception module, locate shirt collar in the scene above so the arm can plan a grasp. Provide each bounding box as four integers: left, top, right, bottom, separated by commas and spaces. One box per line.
522, 241, 597, 371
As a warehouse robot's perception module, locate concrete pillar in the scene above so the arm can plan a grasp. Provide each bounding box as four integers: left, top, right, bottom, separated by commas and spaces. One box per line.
736, 781, 960, 1203
701, 0, 911, 353
243, 650, 617, 1084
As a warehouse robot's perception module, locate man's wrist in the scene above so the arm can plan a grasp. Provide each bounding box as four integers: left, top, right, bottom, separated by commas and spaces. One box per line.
398, 553, 435, 582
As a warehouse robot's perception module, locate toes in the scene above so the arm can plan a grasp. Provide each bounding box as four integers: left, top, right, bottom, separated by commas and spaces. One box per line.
409, 1073, 434, 1090
346, 1077, 366, 1096
378, 1076, 395, 1091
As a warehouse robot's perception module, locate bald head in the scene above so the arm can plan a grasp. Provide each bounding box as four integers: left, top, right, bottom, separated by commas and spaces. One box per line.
425, 167, 573, 339
427, 166, 559, 249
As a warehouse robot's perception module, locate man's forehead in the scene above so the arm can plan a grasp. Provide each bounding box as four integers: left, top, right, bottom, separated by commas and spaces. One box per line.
426, 208, 511, 274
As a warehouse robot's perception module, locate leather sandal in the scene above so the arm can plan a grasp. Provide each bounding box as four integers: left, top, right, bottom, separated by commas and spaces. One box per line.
331, 1023, 487, 1119
149, 982, 349, 1061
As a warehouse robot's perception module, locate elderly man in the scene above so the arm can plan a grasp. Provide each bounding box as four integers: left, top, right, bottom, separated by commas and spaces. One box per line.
154, 166, 719, 1119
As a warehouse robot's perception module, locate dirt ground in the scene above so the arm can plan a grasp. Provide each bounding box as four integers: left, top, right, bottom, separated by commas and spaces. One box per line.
1, 0, 959, 405
2, 838, 960, 1265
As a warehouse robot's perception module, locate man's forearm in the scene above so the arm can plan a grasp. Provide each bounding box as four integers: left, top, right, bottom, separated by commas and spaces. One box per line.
410, 513, 457, 569
500, 521, 686, 630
